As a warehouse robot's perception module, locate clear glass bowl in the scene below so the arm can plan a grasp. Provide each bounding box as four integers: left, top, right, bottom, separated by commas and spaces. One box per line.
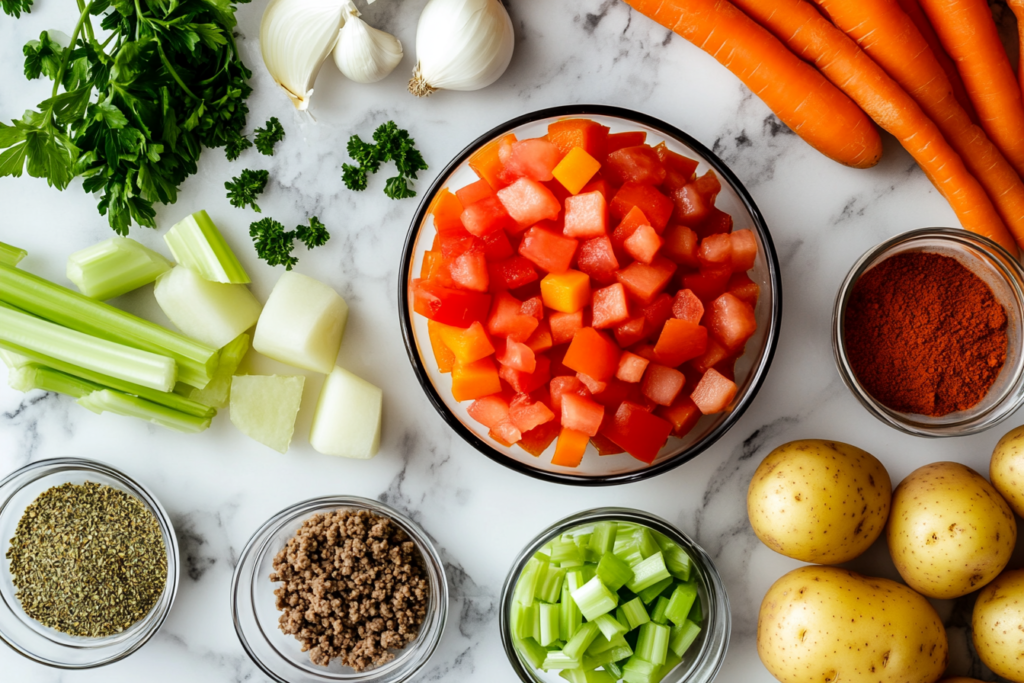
499, 507, 730, 683
832, 228, 1024, 436
0, 457, 180, 669
399, 104, 783, 485
230, 496, 448, 683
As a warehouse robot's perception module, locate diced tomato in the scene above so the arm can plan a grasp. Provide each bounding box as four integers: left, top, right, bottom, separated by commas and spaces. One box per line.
563, 327, 620, 381
576, 371, 608, 395
683, 266, 731, 302
467, 394, 511, 428
521, 295, 544, 319
501, 138, 562, 182
730, 230, 757, 271
456, 179, 495, 207
482, 230, 514, 260
436, 320, 495, 365
451, 357, 502, 402
611, 206, 652, 262
541, 270, 591, 313
641, 292, 673, 339
691, 368, 737, 414
662, 224, 700, 267
487, 256, 539, 290
604, 401, 673, 464
687, 337, 730, 375
500, 354, 551, 393
427, 320, 457, 373
672, 289, 704, 323
657, 395, 702, 436
549, 310, 584, 345
553, 147, 602, 195
552, 426, 590, 467
614, 316, 646, 348
469, 133, 517, 190
606, 131, 647, 154
591, 283, 631, 329
653, 142, 699, 178
581, 177, 610, 198
728, 272, 760, 307
461, 196, 516, 237
624, 224, 662, 264
519, 226, 578, 274
577, 236, 620, 284
509, 393, 555, 433
412, 279, 491, 327
672, 184, 710, 226
695, 207, 733, 238
694, 170, 721, 204
497, 178, 562, 229
609, 183, 674, 231
497, 338, 537, 373
449, 247, 489, 292
519, 419, 560, 456
616, 351, 649, 383
430, 190, 465, 233
707, 293, 757, 351
604, 146, 667, 186
489, 420, 523, 446
487, 290, 540, 342
563, 191, 608, 238
591, 433, 625, 455
549, 376, 592, 416
653, 318, 708, 367
525, 319, 553, 353
616, 256, 677, 305
561, 393, 605, 436
547, 119, 609, 160
437, 227, 481, 260
698, 233, 733, 269
641, 363, 686, 406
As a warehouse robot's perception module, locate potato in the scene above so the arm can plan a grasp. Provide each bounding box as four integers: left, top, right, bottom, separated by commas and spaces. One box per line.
888, 461, 1016, 599
973, 569, 1024, 682
757, 565, 947, 683
747, 439, 891, 563
990, 425, 1024, 518
937, 679, 985, 683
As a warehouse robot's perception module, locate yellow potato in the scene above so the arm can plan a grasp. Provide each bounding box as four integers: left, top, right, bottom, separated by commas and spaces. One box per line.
990, 425, 1024, 518
888, 461, 1016, 599
757, 565, 947, 683
937, 679, 985, 683
747, 439, 891, 563
972, 569, 1024, 682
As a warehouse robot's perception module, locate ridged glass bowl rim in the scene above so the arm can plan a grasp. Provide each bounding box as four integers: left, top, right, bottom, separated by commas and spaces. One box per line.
831, 227, 1024, 437
398, 104, 783, 486
0, 457, 180, 669
229, 495, 449, 683
497, 507, 731, 683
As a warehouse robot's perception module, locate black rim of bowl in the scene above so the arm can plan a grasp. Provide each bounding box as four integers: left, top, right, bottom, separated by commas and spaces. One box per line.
398, 104, 783, 486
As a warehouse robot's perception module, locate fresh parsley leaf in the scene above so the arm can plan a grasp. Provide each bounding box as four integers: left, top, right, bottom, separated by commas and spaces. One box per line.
2, 0, 32, 18
342, 122, 427, 199
295, 216, 329, 248
341, 162, 370, 192
249, 217, 297, 270
225, 168, 269, 212
254, 116, 284, 156
384, 176, 416, 200
23, 32, 64, 81
347, 134, 380, 174
225, 133, 252, 161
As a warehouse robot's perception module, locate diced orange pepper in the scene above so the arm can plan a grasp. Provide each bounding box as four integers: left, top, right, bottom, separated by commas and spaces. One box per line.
427, 320, 457, 373
657, 395, 702, 437
524, 319, 554, 354
431, 189, 465, 233
553, 147, 602, 195
540, 270, 592, 313
552, 426, 590, 467
451, 357, 502, 402
420, 250, 444, 279
437, 320, 495, 365
469, 133, 518, 190
563, 327, 621, 382
519, 419, 560, 456
547, 119, 610, 160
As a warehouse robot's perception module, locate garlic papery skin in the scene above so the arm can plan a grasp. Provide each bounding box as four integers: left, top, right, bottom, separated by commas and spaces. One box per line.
260, 0, 346, 110
408, 0, 514, 97
332, 2, 404, 84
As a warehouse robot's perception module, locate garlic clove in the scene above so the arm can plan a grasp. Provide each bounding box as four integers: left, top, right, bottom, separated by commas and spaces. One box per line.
408, 0, 514, 97
332, 1, 404, 84
260, 0, 347, 110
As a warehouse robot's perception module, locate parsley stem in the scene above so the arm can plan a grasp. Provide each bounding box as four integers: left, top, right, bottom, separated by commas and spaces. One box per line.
155, 40, 199, 100
53, 0, 94, 98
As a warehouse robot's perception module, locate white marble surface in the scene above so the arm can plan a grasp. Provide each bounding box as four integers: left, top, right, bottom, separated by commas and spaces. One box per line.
0, 0, 1021, 681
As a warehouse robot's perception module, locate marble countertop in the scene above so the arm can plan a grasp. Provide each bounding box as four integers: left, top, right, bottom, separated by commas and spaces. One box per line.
0, 0, 1019, 681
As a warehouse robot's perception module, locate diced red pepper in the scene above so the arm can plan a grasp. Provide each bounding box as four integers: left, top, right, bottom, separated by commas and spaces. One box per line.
695, 207, 733, 238
456, 178, 495, 207
604, 401, 673, 464
449, 247, 489, 292
654, 318, 709, 366
577, 236, 620, 285
437, 227, 481, 260
683, 266, 731, 302
592, 283, 631, 329
581, 177, 610, 199
606, 131, 648, 154
672, 289, 705, 323
616, 257, 677, 305
706, 293, 757, 352
412, 279, 491, 327
653, 142, 699, 178
497, 338, 537, 373
609, 183, 674, 231
430, 190, 465, 233
487, 290, 540, 342
690, 368, 737, 414
488, 256, 539, 290
641, 363, 686, 406
500, 354, 551, 393
591, 433, 625, 455
687, 337, 730, 375
550, 310, 584, 345
547, 119, 610, 160
509, 393, 556, 433
728, 272, 760, 307
561, 393, 605, 436
641, 292, 674, 339
461, 196, 516, 237
563, 191, 608, 238
467, 394, 511, 428
694, 170, 721, 204
501, 138, 562, 182
657, 395, 702, 437
519, 419, 560, 456
614, 316, 646, 348
616, 351, 649, 383
662, 224, 700, 267
563, 327, 621, 381
482, 230, 514, 261
730, 230, 757, 272
497, 178, 562, 229
552, 426, 590, 467
469, 132, 517, 190
624, 224, 663, 264
604, 146, 667, 186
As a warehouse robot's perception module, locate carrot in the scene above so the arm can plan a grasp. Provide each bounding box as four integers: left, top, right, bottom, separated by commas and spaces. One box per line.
812, 0, 1024, 249
731, 0, 1016, 254
917, 0, 1024, 176
1008, 1, 1024, 96
622, 0, 882, 169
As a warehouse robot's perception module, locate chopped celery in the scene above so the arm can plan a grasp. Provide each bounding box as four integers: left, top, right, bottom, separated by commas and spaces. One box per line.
655, 651, 682, 682
669, 620, 702, 657
566, 568, 586, 593
542, 650, 581, 671
615, 606, 629, 629
584, 670, 616, 683
0, 262, 218, 388
165, 210, 251, 284
0, 303, 176, 392
638, 577, 674, 604
635, 622, 669, 666
593, 613, 628, 640
182, 333, 249, 409
583, 644, 634, 670
651, 596, 670, 625
621, 597, 650, 630
560, 580, 582, 642
627, 553, 671, 594
597, 553, 634, 592
636, 528, 660, 559
591, 521, 617, 555
552, 538, 584, 565
0, 241, 27, 266
516, 557, 547, 605
586, 633, 630, 657
66, 237, 172, 300
614, 534, 644, 567
514, 602, 540, 641
575, 533, 600, 563
79, 389, 212, 433
622, 656, 659, 683
571, 577, 618, 621
664, 582, 698, 626
606, 661, 625, 679
539, 603, 560, 646
654, 532, 693, 581
688, 596, 702, 623
560, 668, 588, 683
515, 637, 548, 669
538, 565, 568, 603
564, 621, 601, 660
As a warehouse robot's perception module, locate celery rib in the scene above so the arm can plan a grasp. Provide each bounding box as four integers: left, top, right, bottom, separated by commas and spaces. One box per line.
79, 390, 212, 433
165, 210, 251, 284
0, 241, 27, 267
66, 237, 172, 300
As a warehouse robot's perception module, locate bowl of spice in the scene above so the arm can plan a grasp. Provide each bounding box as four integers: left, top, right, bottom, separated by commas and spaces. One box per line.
230, 496, 448, 683
0, 457, 178, 669
833, 227, 1024, 436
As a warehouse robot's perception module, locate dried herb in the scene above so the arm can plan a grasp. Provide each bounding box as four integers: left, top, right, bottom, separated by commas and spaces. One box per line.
6, 481, 168, 637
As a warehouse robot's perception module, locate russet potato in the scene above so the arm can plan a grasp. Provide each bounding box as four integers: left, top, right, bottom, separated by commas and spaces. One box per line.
747, 439, 891, 563
972, 569, 1024, 682
888, 461, 1015, 599
990, 425, 1024, 518
757, 565, 947, 683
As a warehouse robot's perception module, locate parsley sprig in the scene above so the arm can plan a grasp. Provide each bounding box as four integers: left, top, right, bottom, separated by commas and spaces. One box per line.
225, 169, 269, 212
342, 121, 427, 200
1, 0, 32, 18
249, 216, 330, 270
254, 117, 285, 156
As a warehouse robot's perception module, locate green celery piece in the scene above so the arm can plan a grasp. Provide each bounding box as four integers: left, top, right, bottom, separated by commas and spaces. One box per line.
560, 579, 583, 642
66, 237, 172, 300
563, 621, 601, 660
551, 538, 584, 566
0, 349, 31, 369
593, 613, 628, 640
655, 651, 683, 683
539, 603, 560, 646
570, 576, 618, 621
586, 633, 630, 657
542, 650, 581, 671
78, 389, 212, 433
591, 521, 618, 555
559, 668, 588, 683
584, 669, 616, 683
9, 364, 101, 397
639, 577, 674, 604
614, 534, 644, 567
516, 557, 546, 605
622, 656, 659, 683
621, 597, 650, 630
596, 553, 634, 592
0, 303, 176, 392
515, 637, 548, 669
669, 620, 702, 658
627, 553, 671, 594
651, 596, 670, 625
654, 532, 693, 581
0, 242, 27, 267
583, 644, 634, 670
182, 332, 249, 409
581, 564, 596, 583
688, 596, 702, 623
539, 565, 567, 603
165, 210, 251, 284
637, 528, 660, 559
575, 533, 600, 563
664, 582, 699, 626
566, 568, 586, 593
606, 661, 625, 679
636, 622, 670, 666
514, 602, 540, 641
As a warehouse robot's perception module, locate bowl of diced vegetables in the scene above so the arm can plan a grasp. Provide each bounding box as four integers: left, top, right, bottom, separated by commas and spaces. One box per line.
498, 507, 730, 683
399, 105, 782, 485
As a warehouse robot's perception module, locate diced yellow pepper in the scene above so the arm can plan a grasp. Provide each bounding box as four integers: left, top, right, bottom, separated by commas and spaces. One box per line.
427, 320, 457, 373
552, 146, 602, 195
451, 357, 502, 402
541, 270, 592, 313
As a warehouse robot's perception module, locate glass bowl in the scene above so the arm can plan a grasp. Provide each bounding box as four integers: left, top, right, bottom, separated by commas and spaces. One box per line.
499, 507, 730, 683
230, 496, 448, 683
398, 104, 783, 485
832, 227, 1024, 436
0, 457, 180, 669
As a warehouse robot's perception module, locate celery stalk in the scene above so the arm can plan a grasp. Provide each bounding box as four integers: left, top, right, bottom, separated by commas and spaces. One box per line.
622, 656, 659, 683
664, 582, 698, 626
636, 528, 660, 559
570, 577, 618, 621
180, 332, 249, 409
0, 349, 31, 369
621, 597, 650, 630
583, 644, 634, 670
0, 304, 176, 392
651, 595, 670, 625
515, 557, 546, 606
537, 565, 567, 604
591, 522, 617, 555
627, 553, 671, 593
636, 622, 669, 666
542, 650, 581, 671
563, 622, 600, 660
165, 210, 251, 284
688, 596, 702, 623
584, 669, 616, 683
654, 651, 682, 683
9, 364, 102, 397
593, 613, 628, 640
514, 637, 548, 669
596, 553, 634, 592
559, 580, 582, 642
638, 577, 674, 604
586, 633, 630, 657
559, 669, 588, 683
551, 538, 584, 565
538, 603, 560, 647
654, 532, 693, 581
79, 390, 212, 433
669, 620, 701, 657
0, 241, 27, 266
66, 237, 172, 300
513, 602, 538, 641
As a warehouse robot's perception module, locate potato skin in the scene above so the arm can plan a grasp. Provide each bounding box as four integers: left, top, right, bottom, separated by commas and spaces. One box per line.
990, 425, 1024, 518
972, 569, 1024, 682
757, 565, 947, 683
747, 439, 891, 563
887, 461, 1016, 599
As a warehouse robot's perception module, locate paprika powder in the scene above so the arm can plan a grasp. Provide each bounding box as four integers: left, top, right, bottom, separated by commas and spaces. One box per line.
843, 251, 1007, 417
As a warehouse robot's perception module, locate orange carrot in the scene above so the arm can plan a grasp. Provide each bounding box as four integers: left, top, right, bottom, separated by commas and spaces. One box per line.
732, 0, 1016, 254
1008, 1, 1024, 96
917, 0, 1024, 176
622, 0, 882, 169
812, 0, 1024, 249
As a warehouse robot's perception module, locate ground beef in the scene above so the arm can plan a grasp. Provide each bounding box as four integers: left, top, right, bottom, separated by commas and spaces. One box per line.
269, 509, 430, 671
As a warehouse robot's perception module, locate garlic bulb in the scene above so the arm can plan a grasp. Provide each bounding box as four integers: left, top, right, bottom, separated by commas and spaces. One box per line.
408, 0, 514, 97
332, 2, 404, 84
260, 0, 346, 110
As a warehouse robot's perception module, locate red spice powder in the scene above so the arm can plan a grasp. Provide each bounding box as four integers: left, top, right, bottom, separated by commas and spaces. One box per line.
843, 251, 1007, 416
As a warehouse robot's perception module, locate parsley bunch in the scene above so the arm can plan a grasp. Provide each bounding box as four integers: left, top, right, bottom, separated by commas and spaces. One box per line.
342, 121, 428, 200
249, 217, 330, 270
0, 0, 253, 235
